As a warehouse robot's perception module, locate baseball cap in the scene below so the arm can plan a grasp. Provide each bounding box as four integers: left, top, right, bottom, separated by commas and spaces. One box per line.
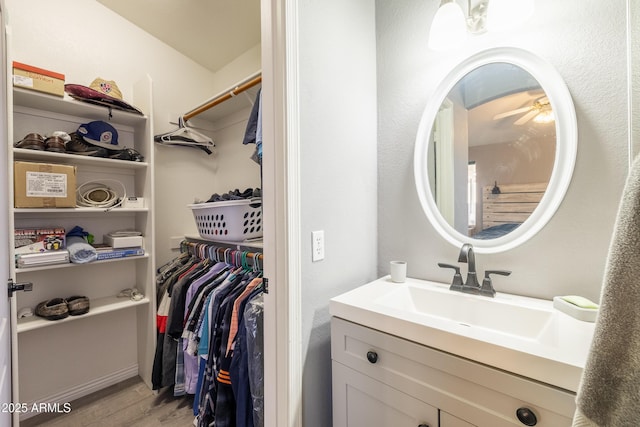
76, 121, 121, 150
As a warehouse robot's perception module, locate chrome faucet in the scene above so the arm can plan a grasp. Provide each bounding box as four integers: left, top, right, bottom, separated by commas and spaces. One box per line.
458, 243, 480, 291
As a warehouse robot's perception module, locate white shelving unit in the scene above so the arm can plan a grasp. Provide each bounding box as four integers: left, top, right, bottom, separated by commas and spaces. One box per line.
8, 82, 156, 413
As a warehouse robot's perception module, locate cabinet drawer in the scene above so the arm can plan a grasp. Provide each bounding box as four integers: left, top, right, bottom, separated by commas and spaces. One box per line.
333, 362, 438, 427
332, 317, 574, 426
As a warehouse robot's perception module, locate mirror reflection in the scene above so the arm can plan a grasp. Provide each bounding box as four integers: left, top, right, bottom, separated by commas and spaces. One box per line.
427, 62, 556, 240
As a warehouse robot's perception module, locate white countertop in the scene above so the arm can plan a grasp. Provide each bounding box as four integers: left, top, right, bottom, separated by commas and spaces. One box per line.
330, 276, 596, 392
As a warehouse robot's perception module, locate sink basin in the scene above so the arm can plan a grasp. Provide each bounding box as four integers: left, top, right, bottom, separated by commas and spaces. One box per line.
330, 277, 596, 392
376, 283, 553, 340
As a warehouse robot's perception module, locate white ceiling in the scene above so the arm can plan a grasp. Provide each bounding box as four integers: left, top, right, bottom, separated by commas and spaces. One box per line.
98, 0, 261, 73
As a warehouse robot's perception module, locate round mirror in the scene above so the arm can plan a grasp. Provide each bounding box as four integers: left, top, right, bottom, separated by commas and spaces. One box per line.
414, 47, 577, 254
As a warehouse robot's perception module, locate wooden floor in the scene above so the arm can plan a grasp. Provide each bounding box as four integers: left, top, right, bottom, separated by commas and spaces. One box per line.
20, 377, 196, 427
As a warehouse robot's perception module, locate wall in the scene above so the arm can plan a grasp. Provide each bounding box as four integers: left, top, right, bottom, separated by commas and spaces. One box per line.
6, 0, 262, 266
297, 0, 378, 426
377, 0, 629, 302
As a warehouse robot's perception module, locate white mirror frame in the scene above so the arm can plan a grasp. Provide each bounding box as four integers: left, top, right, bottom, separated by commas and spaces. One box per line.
414, 47, 577, 254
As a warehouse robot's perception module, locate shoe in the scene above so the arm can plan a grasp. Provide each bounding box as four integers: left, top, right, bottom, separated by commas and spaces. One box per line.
35, 298, 69, 320
44, 136, 66, 153
108, 147, 144, 162
65, 132, 109, 157
66, 295, 90, 316
14, 133, 45, 150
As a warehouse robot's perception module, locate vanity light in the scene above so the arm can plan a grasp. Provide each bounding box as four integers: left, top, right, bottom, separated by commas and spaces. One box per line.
429, 0, 534, 51
428, 0, 468, 51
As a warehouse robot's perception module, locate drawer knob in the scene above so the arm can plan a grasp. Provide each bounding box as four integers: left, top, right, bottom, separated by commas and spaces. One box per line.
516, 407, 537, 426
418, 424, 430, 427
366, 351, 378, 364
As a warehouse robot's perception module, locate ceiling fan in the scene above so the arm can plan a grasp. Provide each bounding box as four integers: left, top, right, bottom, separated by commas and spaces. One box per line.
493, 96, 553, 125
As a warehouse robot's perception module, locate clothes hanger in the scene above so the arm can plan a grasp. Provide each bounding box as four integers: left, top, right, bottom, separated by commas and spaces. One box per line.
153, 116, 215, 155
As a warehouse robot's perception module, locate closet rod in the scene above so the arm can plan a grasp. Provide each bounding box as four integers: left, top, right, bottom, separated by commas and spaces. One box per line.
183, 74, 262, 121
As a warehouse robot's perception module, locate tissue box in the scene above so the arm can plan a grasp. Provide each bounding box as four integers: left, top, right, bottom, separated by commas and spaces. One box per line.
12, 61, 65, 97
14, 161, 77, 208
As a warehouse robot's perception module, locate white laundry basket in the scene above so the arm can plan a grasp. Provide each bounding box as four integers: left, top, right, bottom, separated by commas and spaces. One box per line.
188, 199, 262, 242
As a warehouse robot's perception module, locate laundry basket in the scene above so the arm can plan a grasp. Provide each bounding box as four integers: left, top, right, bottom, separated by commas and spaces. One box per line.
188, 199, 262, 242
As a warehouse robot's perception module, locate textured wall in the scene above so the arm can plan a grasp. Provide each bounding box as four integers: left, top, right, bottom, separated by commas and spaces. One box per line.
298, 0, 378, 426
377, 0, 629, 302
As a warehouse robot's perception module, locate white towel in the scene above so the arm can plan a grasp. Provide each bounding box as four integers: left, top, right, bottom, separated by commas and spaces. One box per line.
572, 155, 640, 426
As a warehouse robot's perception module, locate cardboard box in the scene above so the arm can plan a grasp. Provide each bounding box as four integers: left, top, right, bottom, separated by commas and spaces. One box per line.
14, 227, 66, 253
12, 61, 65, 97
14, 162, 77, 208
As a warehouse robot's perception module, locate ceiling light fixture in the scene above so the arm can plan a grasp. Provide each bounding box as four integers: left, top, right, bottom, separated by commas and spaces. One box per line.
532, 110, 555, 124
429, 0, 535, 51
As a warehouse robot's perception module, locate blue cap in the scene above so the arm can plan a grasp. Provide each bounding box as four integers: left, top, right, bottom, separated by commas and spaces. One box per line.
77, 121, 120, 150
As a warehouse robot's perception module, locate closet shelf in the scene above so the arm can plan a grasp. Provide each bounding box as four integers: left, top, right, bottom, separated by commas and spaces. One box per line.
13, 87, 147, 125
16, 295, 150, 333
13, 148, 148, 170
15, 207, 149, 215
15, 253, 148, 274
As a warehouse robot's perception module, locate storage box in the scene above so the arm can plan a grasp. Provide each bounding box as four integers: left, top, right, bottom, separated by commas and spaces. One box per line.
104, 234, 144, 249
12, 61, 65, 97
14, 161, 77, 208
14, 227, 66, 253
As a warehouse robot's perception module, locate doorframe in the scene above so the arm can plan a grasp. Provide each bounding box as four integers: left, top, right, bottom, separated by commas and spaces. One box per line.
261, 0, 302, 426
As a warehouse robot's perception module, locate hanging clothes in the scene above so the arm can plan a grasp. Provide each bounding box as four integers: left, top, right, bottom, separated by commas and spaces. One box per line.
152, 242, 265, 427
242, 89, 262, 165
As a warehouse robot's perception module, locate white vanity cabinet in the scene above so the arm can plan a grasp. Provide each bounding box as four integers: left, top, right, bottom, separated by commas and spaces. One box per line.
333, 361, 438, 427
8, 82, 156, 411
331, 317, 576, 427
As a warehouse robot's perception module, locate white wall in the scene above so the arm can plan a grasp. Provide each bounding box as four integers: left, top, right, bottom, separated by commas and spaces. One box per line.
297, 0, 378, 426
6, 0, 262, 265
377, 0, 629, 302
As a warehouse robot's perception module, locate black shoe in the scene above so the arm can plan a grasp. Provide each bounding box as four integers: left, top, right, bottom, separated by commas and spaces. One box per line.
108, 148, 144, 162
65, 132, 109, 157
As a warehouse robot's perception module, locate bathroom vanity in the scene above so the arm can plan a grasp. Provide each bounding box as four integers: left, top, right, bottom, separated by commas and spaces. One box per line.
330, 277, 595, 426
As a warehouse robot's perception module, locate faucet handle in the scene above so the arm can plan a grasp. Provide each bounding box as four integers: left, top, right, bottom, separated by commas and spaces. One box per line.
438, 263, 464, 291
480, 270, 512, 297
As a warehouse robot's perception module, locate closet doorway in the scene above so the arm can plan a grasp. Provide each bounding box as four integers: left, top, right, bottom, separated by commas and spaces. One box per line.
1, 0, 299, 425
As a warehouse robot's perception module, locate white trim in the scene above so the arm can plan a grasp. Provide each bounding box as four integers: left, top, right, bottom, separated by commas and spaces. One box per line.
261, 0, 302, 426
283, 0, 302, 425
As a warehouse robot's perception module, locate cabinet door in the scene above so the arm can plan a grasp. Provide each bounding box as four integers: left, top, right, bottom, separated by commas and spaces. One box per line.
440, 411, 476, 427
332, 361, 438, 427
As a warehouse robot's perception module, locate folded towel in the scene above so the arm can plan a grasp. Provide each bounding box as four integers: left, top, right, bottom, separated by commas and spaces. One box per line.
66, 235, 97, 264
573, 155, 640, 426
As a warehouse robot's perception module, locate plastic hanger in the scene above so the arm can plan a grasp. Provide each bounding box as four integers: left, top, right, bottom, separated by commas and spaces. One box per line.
153, 116, 215, 155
